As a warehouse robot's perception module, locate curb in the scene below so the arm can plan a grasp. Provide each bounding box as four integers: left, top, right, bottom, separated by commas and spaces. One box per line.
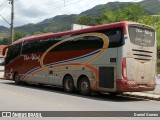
124, 92, 160, 101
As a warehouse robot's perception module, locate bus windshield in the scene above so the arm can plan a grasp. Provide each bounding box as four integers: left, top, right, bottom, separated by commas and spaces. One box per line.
128, 26, 155, 47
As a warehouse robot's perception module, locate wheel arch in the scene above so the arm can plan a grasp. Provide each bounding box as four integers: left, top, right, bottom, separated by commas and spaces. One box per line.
62, 74, 74, 85
13, 71, 18, 81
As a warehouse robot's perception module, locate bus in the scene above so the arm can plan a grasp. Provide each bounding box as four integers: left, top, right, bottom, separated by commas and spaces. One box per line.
3, 21, 156, 95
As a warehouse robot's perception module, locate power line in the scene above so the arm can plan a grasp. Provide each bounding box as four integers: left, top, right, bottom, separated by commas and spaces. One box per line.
14, 0, 85, 24
1, 0, 80, 25
15, 0, 147, 19
0, 2, 8, 11
13, 0, 160, 28
13, 0, 105, 22
0, 0, 10, 27
15, 0, 85, 16
15, 0, 64, 11
0, 0, 7, 7
0, 14, 10, 25
0, 0, 8, 11
2, 0, 159, 28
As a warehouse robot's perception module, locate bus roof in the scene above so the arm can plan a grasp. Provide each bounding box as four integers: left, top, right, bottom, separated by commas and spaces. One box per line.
12, 21, 146, 45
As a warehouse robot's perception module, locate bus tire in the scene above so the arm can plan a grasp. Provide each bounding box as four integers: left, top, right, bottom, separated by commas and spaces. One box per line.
14, 72, 21, 85
78, 77, 91, 96
63, 75, 75, 93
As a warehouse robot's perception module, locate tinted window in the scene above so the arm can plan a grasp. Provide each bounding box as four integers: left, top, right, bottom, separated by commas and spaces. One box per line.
98, 28, 124, 48
128, 26, 155, 47
53, 36, 103, 51
22, 27, 123, 54
54, 28, 123, 51
35, 38, 57, 53
22, 35, 103, 53
5, 43, 22, 65
22, 41, 33, 54
22, 38, 57, 54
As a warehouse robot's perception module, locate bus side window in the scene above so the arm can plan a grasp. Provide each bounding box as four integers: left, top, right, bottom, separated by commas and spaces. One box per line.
51, 35, 71, 52
53, 34, 103, 51
99, 28, 124, 48
72, 36, 103, 50
35, 38, 57, 53
22, 41, 34, 54
12, 43, 22, 59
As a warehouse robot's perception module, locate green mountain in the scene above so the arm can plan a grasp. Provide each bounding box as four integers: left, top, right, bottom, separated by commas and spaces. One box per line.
0, 26, 9, 39
141, 0, 160, 14
15, 14, 78, 34
0, 0, 160, 39
80, 2, 131, 17
0, 26, 9, 33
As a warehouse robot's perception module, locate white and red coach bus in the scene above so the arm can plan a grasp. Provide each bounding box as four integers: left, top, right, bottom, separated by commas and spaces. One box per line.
3, 21, 157, 95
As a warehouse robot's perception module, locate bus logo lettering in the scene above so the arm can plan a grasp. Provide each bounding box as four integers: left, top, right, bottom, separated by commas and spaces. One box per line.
23, 54, 41, 62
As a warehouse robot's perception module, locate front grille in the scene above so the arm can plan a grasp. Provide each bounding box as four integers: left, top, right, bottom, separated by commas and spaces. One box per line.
132, 49, 153, 62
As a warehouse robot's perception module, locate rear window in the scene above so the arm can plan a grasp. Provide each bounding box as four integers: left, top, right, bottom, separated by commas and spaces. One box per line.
128, 26, 155, 47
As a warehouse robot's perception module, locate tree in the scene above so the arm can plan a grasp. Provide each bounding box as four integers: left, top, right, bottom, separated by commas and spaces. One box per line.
76, 16, 99, 26
100, 9, 117, 24
0, 31, 27, 44
0, 38, 11, 45
138, 15, 160, 48
14, 31, 27, 41
33, 31, 44, 35
121, 4, 145, 21
100, 4, 146, 24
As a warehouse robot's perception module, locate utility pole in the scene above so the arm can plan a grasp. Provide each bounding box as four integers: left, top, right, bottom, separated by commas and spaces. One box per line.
9, 0, 14, 43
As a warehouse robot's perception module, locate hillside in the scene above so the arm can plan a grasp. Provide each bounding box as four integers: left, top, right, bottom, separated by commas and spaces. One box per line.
15, 14, 78, 34
0, 26, 9, 39
0, 26, 9, 33
0, 0, 160, 39
141, 0, 160, 14
80, 2, 131, 17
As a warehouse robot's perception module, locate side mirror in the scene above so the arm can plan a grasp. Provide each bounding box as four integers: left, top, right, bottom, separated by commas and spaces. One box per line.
2, 47, 8, 56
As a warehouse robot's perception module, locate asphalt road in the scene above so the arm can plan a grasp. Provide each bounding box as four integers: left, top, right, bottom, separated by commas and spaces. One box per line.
0, 79, 160, 120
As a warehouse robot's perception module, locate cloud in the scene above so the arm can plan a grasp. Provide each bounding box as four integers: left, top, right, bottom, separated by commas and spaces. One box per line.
0, 0, 142, 27
15, 0, 48, 18
17, 8, 48, 18
1, 0, 107, 27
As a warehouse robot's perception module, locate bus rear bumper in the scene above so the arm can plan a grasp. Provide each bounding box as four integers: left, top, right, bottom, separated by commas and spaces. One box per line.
116, 79, 156, 92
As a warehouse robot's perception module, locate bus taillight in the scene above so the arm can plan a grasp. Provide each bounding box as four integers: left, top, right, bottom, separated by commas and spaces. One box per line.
122, 57, 127, 80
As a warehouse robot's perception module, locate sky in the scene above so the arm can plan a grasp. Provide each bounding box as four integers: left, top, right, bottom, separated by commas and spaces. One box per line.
0, 0, 142, 28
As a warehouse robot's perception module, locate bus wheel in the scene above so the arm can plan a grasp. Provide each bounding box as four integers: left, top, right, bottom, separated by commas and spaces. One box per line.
63, 75, 74, 93
14, 73, 21, 85
78, 77, 91, 96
